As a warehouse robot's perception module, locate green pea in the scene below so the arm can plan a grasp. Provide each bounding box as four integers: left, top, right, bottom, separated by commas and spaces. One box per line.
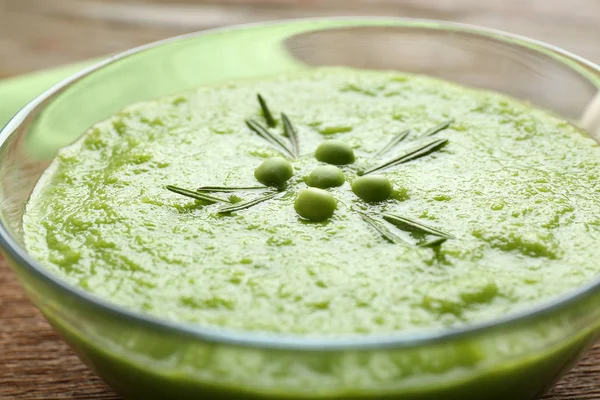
351, 175, 392, 202
315, 140, 355, 165
294, 188, 337, 222
254, 157, 293, 187
306, 165, 345, 189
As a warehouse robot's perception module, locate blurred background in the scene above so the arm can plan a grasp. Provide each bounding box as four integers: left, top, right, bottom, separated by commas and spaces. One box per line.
1, 0, 599, 79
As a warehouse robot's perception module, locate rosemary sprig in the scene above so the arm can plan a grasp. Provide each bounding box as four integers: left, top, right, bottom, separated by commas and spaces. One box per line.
197, 185, 267, 193
257, 94, 277, 128
218, 191, 278, 214
245, 119, 294, 157
166, 185, 230, 203
382, 213, 452, 238
281, 112, 300, 157
375, 129, 410, 158
422, 119, 453, 137
362, 138, 448, 175
359, 212, 402, 244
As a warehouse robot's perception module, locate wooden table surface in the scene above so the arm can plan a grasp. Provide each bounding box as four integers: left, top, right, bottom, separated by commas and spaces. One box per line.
1, 0, 600, 398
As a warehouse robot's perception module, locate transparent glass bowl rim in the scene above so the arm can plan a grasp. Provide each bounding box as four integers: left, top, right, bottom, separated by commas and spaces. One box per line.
2, 17, 600, 351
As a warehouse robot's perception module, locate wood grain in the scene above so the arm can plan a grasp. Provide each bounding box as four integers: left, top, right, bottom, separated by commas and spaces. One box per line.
1, 0, 600, 79
1, 0, 600, 399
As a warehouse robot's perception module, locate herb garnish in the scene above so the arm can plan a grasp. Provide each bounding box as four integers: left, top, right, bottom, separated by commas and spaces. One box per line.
359, 212, 451, 246
421, 119, 453, 137
197, 185, 267, 193
359, 212, 401, 244
382, 213, 453, 238
374, 129, 410, 158
166, 185, 230, 203
218, 191, 278, 214
247, 96, 300, 158
165, 92, 458, 247
362, 138, 447, 175
419, 236, 449, 247
245, 119, 295, 158
257, 94, 277, 128
281, 112, 300, 157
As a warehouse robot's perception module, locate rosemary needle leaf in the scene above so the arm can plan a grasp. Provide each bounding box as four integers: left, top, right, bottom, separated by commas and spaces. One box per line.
166, 185, 230, 203
218, 191, 278, 214
422, 119, 453, 137
375, 129, 410, 158
382, 213, 453, 239
359, 212, 403, 244
257, 93, 277, 128
362, 138, 448, 175
197, 185, 267, 193
419, 236, 449, 247
391, 138, 447, 165
245, 119, 294, 157
281, 112, 300, 157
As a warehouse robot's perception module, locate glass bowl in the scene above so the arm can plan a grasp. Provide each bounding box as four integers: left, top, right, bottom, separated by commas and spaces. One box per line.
2, 18, 600, 400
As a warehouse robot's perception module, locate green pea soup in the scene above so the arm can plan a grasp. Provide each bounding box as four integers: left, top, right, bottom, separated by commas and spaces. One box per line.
23, 67, 600, 334
20, 67, 600, 399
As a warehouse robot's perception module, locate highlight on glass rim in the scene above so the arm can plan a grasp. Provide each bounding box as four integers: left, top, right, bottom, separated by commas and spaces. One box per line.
2, 3, 600, 400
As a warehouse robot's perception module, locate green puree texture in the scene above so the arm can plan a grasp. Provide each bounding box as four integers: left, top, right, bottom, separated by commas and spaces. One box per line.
22, 67, 600, 336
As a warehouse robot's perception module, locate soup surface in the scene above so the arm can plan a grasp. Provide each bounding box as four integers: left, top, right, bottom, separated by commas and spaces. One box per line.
23, 67, 600, 335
